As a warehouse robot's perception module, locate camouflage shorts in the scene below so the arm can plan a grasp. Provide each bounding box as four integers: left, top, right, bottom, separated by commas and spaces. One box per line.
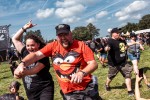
108, 63, 133, 79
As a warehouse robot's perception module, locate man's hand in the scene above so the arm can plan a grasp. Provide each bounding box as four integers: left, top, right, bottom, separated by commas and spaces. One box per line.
105, 45, 110, 51
14, 63, 26, 79
70, 71, 84, 83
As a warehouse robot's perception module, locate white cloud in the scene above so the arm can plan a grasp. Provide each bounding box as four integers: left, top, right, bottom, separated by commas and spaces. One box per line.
36, 8, 54, 19
86, 17, 96, 23
115, 0, 149, 21
56, 0, 97, 7
124, 1, 148, 14
115, 11, 124, 18
118, 15, 130, 21
55, 4, 86, 18
62, 17, 80, 24
56, 0, 77, 7
96, 11, 108, 19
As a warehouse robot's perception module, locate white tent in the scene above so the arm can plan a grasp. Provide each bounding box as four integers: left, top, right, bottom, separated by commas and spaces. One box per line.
134, 29, 150, 34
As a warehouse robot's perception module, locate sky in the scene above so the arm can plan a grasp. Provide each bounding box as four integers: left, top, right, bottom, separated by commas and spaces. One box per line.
0, 0, 150, 40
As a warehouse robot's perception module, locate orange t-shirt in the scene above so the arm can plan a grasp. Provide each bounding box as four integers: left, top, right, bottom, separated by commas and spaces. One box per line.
40, 40, 95, 94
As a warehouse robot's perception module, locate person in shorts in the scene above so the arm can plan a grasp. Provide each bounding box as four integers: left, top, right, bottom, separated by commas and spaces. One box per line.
127, 32, 144, 75
104, 28, 134, 96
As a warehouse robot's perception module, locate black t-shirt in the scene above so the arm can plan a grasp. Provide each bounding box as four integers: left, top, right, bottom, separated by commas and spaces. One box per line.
107, 38, 127, 66
20, 47, 53, 96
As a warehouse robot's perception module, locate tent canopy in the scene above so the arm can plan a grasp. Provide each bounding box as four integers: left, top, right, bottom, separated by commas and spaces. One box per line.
135, 29, 150, 34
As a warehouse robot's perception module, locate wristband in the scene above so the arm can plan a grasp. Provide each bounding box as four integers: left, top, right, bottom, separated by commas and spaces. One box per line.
80, 70, 87, 77
22, 27, 26, 32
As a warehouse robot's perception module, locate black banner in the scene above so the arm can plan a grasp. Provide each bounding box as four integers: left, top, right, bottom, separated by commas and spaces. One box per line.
0, 25, 9, 50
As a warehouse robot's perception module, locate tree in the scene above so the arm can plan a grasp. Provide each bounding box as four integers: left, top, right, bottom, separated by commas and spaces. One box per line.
138, 14, 150, 29
72, 27, 90, 41
86, 23, 100, 39
120, 14, 150, 33
121, 22, 139, 33
72, 23, 100, 41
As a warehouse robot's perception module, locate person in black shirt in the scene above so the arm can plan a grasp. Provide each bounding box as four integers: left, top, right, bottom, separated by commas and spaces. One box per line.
12, 20, 54, 100
104, 28, 134, 96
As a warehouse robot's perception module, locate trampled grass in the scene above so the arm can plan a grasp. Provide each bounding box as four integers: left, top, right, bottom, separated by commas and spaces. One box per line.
0, 46, 149, 100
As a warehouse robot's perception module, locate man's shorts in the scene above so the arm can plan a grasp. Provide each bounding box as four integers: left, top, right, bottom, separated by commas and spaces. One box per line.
108, 63, 133, 79
60, 77, 102, 100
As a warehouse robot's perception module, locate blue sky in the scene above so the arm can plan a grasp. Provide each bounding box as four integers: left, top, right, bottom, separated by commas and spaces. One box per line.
0, 0, 150, 40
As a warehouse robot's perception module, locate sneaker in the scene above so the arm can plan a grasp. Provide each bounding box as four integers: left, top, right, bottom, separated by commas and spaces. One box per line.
105, 84, 111, 91
128, 91, 134, 96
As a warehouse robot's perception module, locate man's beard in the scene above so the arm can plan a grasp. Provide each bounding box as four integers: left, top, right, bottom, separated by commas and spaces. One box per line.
62, 41, 71, 48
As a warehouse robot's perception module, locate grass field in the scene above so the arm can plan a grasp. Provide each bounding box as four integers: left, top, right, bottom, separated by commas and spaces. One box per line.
0, 46, 150, 100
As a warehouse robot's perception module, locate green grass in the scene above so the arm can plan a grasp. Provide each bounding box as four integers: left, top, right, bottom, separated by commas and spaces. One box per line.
0, 46, 150, 100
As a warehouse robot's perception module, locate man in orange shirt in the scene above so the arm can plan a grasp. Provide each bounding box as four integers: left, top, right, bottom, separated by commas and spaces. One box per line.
14, 22, 101, 100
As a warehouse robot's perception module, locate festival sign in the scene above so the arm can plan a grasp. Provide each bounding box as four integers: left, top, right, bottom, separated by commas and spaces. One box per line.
0, 25, 9, 50
0, 25, 9, 62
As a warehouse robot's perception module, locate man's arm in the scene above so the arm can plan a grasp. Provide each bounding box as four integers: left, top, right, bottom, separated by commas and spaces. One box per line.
21, 51, 45, 67
14, 51, 45, 78
70, 60, 98, 83
82, 60, 98, 75
23, 62, 45, 75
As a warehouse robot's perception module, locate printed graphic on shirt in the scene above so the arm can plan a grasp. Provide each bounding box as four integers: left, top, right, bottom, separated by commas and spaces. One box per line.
52, 50, 81, 82
119, 43, 126, 52
119, 43, 126, 57
24, 63, 37, 89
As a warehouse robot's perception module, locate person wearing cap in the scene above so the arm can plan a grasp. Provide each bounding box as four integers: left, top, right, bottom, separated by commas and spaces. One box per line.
14, 22, 101, 100
127, 32, 144, 75
12, 20, 54, 100
104, 28, 134, 96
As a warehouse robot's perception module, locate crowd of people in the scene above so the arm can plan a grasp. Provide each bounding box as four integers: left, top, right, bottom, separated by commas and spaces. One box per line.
0, 20, 150, 100
84, 28, 150, 99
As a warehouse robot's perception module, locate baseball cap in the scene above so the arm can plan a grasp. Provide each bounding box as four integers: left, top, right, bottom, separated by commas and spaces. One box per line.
111, 28, 121, 34
55, 24, 70, 35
